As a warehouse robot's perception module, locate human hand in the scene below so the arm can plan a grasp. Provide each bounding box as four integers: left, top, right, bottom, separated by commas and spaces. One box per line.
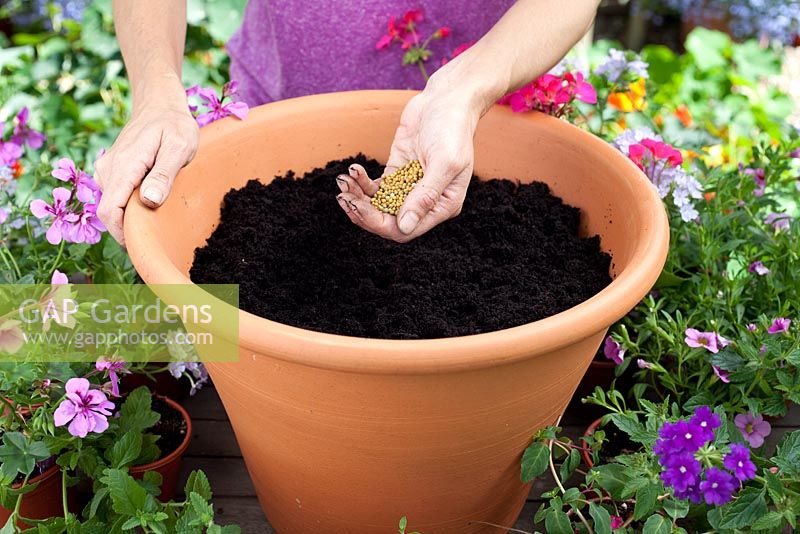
95, 92, 198, 246
335, 85, 480, 243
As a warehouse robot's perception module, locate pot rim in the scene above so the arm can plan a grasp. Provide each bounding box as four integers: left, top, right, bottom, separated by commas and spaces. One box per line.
10, 463, 60, 491
580, 417, 605, 468
124, 90, 669, 374
129, 395, 192, 474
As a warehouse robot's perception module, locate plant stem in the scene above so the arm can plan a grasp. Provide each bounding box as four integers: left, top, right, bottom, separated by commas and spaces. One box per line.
547, 417, 594, 534
417, 61, 429, 82
47, 240, 65, 274
62, 468, 69, 516
12, 472, 31, 521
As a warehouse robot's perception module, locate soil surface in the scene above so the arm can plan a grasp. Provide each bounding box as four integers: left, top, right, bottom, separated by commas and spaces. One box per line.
151, 398, 186, 457
190, 155, 612, 339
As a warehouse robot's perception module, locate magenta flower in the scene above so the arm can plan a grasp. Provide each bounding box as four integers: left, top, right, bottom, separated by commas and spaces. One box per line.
765, 212, 792, 232
603, 335, 625, 365
54, 378, 115, 438
0, 208, 8, 224
51, 269, 68, 284
610, 516, 623, 530
96, 358, 128, 397
685, 328, 720, 353
712, 365, 731, 383
723, 443, 756, 481
11, 107, 45, 150
66, 203, 106, 244
746, 323, 758, 332
690, 406, 721, 442
499, 71, 596, 117
767, 317, 791, 334
51, 158, 100, 204
0, 139, 23, 166
186, 81, 249, 127
748, 261, 769, 276
29, 187, 79, 245
375, 9, 425, 50
734, 412, 771, 448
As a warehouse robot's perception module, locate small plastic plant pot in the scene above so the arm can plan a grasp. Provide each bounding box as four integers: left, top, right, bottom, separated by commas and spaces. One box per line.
581, 417, 605, 468
129, 395, 193, 502
0, 465, 68, 527
125, 90, 670, 534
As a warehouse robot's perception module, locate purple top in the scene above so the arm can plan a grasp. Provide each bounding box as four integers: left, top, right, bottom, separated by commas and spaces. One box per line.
228, 1, 515, 106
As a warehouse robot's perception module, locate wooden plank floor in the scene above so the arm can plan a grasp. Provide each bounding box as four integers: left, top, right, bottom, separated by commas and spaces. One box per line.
179, 387, 799, 533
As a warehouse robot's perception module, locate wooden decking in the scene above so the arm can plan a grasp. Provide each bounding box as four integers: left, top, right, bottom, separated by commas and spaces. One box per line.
178, 388, 800, 533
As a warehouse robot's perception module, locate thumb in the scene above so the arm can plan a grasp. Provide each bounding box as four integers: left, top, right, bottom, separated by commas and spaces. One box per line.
139, 143, 189, 208
396, 158, 457, 235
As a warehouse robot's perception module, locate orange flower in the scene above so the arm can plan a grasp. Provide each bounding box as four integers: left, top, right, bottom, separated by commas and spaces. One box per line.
11, 161, 23, 179
675, 104, 693, 127
607, 79, 647, 112
654, 114, 664, 127
704, 192, 716, 202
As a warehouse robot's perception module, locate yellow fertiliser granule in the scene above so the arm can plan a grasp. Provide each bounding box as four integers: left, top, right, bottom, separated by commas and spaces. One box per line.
370, 160, 424, 215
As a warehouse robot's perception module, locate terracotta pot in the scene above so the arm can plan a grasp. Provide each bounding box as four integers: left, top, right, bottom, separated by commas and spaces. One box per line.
0, 465, 66, 527
129, 395, 192, 501
581, 417, 604, 469
124, 90, 669, 533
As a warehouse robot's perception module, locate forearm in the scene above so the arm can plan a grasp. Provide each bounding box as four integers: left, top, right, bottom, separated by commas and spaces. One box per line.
429, 0, 600, 114
112, 0, 188, 111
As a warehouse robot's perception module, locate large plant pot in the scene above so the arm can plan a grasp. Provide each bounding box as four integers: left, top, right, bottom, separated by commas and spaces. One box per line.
130, 395, 192, 501
0, 465, 65, 527
124, 91, 669, 533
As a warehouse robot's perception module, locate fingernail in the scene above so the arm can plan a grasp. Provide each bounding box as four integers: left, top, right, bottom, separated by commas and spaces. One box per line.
348, 164, 358, 175
335, 175, 349, 192
143, 187, 164, 205
398, 211, 420, 234
346, 200, 358, 213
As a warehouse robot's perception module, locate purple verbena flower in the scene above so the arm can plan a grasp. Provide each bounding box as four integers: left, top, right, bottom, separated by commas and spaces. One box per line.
29, 187, 79, 245
690, 406, 721, 442
603, 335, 625, 365
53, 377, 115, 438
734, 412, 771, 448
673, 483, 703, 504
723, 443, 756, 481
660, 451, 703, 491
767, 318, 791, 334
685, 328, 719, 353
11, 107, 46, 150
748, 261, 770, 276
699, 467, 737, 506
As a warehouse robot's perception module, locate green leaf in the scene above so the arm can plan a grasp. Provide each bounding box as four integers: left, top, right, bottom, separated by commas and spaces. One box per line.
185, 470, 212, 501
663, 498, 689, 520
634, 483, 659, 520
205, 0, 247, 42
718, 489, 767, 530
559, 449, 580, 482
121, 517, 141, 530
592, 464, 630, 499
119, 387, 160, 434
589, 503, 612, 534
772, 431, 800, 477
709, 348, 745, 371
610, 414, 657, 445
0, 433, 51, 478
654, 269, 687, 289
106, 432, 142, 468
521, 442, 550, 483
642, 514, 671, 534
685, 28, 731, 71
87, 487, 109, 518
100, 468, 148, 516
190, 491, 214, 523
751, 511, 784, 531
545, 509, 572, 534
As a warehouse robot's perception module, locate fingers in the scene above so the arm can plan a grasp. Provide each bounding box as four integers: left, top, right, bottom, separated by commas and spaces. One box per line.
396, 156, 466, 235
346, 163, 380, 196
96, 171, 137, 247
139, 139, 194, 208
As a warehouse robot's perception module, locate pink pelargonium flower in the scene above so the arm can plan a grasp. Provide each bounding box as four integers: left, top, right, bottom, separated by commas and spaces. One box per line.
51, 269, 68, 284
375, 9, 425, 50
96, 358, 129, 397
603, 335, 625, 365
0, 320, 24, 354
748, 261, 770, 276
186, 83, 249, 127
51, 158, 101, 204
29, 187, 79, 245
684, 328, 721, 353
66, 203, 106, 245
767, 317, 791, 334
734, 412, 771, 448
11, 107, 46, 150
54, 377, 115, 438
499, 71, 596, 117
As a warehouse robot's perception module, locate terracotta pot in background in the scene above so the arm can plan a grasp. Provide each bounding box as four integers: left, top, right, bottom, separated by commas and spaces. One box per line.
125, 90, 669, 533
130, 396, 192, 501
121, 368, 189, 401
581, 417, 605, 469
0, 465, 69, 527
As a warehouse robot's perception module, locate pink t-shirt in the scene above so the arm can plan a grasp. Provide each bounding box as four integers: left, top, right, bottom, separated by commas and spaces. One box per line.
227, 1, 515, 105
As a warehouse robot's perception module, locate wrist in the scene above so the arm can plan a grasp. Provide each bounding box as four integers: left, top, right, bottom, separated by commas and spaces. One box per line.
424, 45, 510, 117
131, 69, 188, 116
